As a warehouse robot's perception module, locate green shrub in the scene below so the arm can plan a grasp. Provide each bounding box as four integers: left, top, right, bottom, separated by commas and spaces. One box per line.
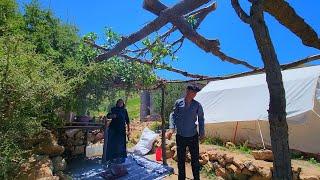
202, 136, 224, 146
238, 141, 252, 154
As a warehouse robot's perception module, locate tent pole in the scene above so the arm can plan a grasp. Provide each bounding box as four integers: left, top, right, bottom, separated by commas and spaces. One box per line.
257, 119, 266, 149
160, 84, 167, 165
232, 121, 239, 143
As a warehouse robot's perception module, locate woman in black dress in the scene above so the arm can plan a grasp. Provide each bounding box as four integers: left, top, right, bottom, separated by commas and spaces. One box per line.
102, 99, 130, 164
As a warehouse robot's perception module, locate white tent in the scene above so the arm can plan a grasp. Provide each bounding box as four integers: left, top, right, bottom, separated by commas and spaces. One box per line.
195, 65, 320, 154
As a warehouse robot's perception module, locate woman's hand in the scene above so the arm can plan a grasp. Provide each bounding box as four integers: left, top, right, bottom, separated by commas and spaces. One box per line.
126, 131, 130, 140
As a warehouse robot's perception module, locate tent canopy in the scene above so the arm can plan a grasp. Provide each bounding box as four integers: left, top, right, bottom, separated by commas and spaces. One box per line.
195, 65, 320, 124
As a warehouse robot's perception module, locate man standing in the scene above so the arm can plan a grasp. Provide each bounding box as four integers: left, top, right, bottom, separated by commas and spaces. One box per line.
167, 85, 205, 180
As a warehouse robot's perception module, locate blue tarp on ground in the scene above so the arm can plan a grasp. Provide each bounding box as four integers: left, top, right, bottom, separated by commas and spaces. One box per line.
66, 154, 173, 180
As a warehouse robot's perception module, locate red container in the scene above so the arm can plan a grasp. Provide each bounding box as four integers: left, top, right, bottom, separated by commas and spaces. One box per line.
155, 147, 162, 161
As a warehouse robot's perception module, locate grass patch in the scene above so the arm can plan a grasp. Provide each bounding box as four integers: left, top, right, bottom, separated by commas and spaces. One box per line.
308, 158, 320, 167
202, 136, 224, 146
126, 95, 140, 120
237, 141, 252, 154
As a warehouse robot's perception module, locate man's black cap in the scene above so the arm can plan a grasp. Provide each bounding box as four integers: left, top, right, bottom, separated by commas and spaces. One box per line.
187, 84, 201, 92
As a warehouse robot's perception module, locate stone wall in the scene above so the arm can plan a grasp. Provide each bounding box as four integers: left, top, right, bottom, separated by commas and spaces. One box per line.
153, 135, 320, 180
58, 129, 104, 158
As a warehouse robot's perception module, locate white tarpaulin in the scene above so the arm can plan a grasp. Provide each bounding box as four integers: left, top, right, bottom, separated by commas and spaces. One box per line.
195, 65, 320, 154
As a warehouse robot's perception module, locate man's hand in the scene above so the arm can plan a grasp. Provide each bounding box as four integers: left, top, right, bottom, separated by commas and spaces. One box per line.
166, 129, 175, 140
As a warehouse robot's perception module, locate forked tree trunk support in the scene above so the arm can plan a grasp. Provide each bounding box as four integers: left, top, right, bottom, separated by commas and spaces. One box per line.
231, 0, 292, 179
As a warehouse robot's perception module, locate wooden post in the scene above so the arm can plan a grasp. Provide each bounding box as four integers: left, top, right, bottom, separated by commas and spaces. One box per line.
232, 121, 239, 143
161, 84, 167, 165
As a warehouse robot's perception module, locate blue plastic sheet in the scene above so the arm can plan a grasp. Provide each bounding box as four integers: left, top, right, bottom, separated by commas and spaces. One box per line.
66, 153, 173, 180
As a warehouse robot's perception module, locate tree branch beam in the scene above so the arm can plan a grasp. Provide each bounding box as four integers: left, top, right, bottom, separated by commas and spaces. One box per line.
86, 40, 210, 79
144, 0, 258, 70
263, 0, 320, 50
231, 0, 252, 24
167, 54, 320, 83
94, 0, 211, 62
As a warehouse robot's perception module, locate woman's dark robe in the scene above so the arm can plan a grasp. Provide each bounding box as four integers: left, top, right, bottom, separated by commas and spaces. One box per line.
102, 106, 129, 162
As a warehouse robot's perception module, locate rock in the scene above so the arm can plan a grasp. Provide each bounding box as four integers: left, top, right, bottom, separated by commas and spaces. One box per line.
34, 130, 65, 157
66, 129, 80, 138
73, 145, 85, 155
173, 151, 178, 161
37, 176, 60, 180
215, 176, 225, 180
35, 156, 54, 179
233, 158, 245, 170
199, 153, 209, 165
171, 145, 177, 152
243, 161, 257, 172
242, 168, 253, 176
35, 144, 65, 157
55, 171, 72, 180
203, 162, 214, 172
252, 150, 273, 161
52, 156, 67, 172
226, 164, 240, 174
292, 166, 302, 180
215, 167, 227, 178
166, 150, 174, 159
218, 156, 226, 167
223, 154, 234, 164
249, 175, 270, 180
257, 167, 272, 179
299, 175, 320, 180
76, 139, 84, 146
75, 130, 84, 140
167, 140, 176, 148
226, 141, 236, 149
94, 132, 104, 142
87, 133, 95, 143
208, 150, 219, 161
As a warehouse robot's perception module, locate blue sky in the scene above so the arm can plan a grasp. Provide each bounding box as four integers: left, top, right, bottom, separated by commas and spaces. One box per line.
17, 0, 320, 80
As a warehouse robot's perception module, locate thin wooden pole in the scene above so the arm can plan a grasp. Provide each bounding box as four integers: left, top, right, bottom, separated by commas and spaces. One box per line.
233, 121, 239, 143
161, 84, 167, 165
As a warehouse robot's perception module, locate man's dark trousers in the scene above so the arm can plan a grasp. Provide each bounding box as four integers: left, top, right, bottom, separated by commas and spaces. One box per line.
176, 133, 200, 180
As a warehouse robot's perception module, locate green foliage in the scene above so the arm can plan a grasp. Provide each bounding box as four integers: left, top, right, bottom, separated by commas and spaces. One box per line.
238, 141, 252, 154
149, 121, 161, 132
141, 35, 177, 64
187, 15, 198, 29
200, 166, 216, 179
308, 158, 320, 166
291, 151, 304, 160
202, 136, 224, 146
126, 94, 140, 120
152, 83, 185, 124
0, 0, 158, 178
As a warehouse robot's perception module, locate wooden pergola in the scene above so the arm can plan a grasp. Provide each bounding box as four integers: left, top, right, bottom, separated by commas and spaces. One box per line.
86, 0, 320, 178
